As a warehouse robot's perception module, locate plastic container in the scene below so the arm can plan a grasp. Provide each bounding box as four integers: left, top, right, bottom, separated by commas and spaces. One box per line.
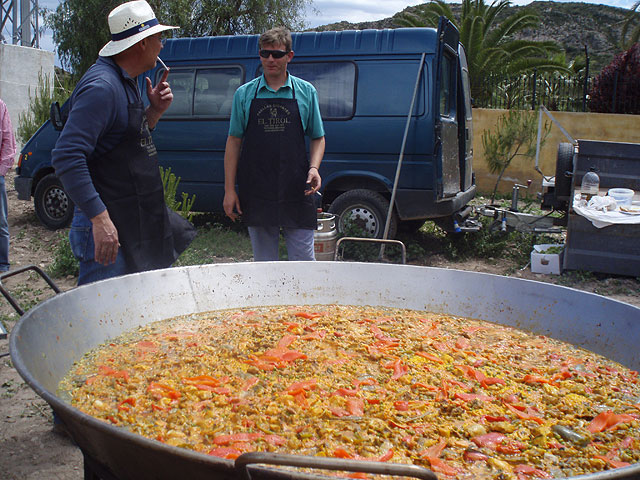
580, 167, 600, 201
607, 188, 634, 206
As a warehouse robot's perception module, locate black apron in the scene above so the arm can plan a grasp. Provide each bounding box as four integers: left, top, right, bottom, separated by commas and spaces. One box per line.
88, 78, 195, 273
237, 82, 316, 229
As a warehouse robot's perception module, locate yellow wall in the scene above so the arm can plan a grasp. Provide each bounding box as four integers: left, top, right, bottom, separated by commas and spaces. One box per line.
472, 108, 640, 195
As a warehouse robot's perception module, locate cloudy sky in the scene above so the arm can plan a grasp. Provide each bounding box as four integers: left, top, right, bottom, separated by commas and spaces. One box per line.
7, 0, 639, 66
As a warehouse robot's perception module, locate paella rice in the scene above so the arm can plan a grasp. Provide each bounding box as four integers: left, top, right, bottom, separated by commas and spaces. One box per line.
59, 305, 640, 479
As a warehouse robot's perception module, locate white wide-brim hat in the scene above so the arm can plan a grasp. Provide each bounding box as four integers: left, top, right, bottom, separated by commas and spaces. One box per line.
99, 0, 178, 57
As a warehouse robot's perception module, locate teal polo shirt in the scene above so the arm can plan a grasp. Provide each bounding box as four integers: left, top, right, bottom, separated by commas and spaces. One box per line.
228, 74, 325, 139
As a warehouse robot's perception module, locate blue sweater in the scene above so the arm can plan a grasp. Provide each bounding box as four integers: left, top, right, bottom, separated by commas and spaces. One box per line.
51, 57, 140, 219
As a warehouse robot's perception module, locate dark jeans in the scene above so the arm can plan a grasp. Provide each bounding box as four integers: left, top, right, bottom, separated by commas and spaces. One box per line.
69, 209, 129, 285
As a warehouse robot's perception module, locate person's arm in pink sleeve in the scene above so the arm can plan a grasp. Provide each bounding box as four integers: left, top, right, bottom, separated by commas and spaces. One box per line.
0, 101, 17, 177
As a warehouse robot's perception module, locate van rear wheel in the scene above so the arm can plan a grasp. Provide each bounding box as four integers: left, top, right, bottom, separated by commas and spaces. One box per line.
328, 189, 397, 239
34, 173, 74, 230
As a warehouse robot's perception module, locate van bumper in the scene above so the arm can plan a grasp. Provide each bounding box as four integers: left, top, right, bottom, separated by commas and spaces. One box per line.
14, 176, 33, 201
395, 185, 476, 220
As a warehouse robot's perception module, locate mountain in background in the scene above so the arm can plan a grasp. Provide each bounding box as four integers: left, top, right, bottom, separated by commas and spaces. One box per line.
312, 1, 630, 74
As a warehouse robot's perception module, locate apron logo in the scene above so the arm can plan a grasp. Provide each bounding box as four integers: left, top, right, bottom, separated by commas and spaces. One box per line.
257, 104, 291, 133
139, 116, 157, 156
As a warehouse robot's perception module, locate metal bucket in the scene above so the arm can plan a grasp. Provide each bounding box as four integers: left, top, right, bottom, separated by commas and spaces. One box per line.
314, 212, 337, 261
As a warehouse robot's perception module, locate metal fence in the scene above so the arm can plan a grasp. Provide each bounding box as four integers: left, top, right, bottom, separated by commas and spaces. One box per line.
478, 71, 640, 113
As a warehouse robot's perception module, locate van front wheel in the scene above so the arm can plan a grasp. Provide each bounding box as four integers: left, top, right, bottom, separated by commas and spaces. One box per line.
328, 189, 397, 239
34, 174, 74, 230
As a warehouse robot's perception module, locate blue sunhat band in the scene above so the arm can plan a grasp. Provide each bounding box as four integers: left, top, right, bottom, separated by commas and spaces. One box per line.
111, 18, 159, 41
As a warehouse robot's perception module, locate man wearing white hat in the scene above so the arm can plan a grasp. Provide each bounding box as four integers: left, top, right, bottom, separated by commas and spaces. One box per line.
52, 0, 195, 285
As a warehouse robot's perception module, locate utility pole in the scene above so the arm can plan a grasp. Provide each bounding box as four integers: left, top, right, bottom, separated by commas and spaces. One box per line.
0, 0, 39, 47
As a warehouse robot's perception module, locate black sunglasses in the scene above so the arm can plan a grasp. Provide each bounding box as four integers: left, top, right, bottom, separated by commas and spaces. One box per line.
259, 49, 289, 59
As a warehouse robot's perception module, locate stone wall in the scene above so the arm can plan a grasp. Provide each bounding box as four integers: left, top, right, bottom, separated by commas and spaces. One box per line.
0, 44, 55, 150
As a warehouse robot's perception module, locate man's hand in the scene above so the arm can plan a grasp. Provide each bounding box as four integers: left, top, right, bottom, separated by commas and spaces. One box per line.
146, 69, 173, 123
306, 137, 325, 196
223, 190, 243, 221
305, 167, 321, 195
90, 210, 120, 265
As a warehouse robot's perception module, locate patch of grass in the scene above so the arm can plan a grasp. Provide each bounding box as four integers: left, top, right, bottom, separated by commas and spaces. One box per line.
1, 379, 20, 399
557, 270, 596, 285
28, 229, 44, 249
175, 224, 253, 265
4, 282, 46, 314
47, 231, 79, 278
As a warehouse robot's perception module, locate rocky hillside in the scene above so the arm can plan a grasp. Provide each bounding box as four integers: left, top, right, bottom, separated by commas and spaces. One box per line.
312, 1, 632, 74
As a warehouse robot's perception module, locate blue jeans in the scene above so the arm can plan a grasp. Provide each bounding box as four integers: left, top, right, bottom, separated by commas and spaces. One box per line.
69, 209, 129, 285
248, 226, 315, 261
0, 176, 9, 272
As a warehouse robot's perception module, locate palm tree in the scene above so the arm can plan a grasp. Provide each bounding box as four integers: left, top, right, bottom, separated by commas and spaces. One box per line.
395, 0, 567, 105
621, 1, 640, 49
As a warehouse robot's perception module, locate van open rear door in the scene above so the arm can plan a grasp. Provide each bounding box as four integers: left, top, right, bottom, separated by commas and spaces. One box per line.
434, 17, 461, 199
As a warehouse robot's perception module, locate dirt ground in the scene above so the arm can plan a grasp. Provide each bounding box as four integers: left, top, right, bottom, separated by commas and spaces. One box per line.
0, 169, 638, 479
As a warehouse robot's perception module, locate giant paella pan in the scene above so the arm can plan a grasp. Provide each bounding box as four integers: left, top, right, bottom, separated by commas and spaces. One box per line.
10, 262, 640, 480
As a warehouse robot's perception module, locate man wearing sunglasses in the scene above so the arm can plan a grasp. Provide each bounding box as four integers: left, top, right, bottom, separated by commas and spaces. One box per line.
224, 27, 325, 261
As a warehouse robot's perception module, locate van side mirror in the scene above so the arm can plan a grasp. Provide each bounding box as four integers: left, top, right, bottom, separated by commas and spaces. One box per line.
50, 102, 64, 131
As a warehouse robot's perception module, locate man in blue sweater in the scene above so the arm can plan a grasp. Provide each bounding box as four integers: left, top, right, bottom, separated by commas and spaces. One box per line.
52, 0, 194, 285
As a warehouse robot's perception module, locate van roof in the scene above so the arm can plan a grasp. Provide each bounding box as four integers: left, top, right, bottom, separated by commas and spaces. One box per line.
161, 28, 439, 61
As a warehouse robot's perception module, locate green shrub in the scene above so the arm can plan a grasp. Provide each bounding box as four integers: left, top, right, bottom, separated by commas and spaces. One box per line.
17, 69, 74, 144
47, 231, 79, 278
160, 166, 196, 221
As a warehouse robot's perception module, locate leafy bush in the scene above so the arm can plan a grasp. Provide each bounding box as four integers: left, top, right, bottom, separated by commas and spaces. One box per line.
17, 69, 74, 144
160, 166, 196, 221
47, 231, 79, 278
588, 43, 640, 114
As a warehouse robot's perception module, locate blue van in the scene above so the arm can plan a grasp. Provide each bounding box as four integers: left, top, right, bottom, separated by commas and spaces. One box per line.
15, 19, 475, 237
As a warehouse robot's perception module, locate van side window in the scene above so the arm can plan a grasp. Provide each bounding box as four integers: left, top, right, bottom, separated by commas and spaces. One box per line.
440, 54, 452, 117
194, 68, 243, 117
164, 69, 194, 116
160, 67, 243, 118
356, 61, 426, 116
283, 62, 356, 119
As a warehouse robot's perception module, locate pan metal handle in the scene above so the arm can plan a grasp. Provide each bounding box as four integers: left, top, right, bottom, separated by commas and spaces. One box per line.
235, 452, 438, 480
0, 265, 61, 317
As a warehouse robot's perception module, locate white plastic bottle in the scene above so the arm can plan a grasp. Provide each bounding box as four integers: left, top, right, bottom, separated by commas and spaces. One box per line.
580, 167, 600, 201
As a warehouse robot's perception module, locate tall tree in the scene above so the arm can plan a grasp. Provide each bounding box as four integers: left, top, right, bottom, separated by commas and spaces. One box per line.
395, 0, 567, 104
45, 0, 311, 77
620, 1, 640, 49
